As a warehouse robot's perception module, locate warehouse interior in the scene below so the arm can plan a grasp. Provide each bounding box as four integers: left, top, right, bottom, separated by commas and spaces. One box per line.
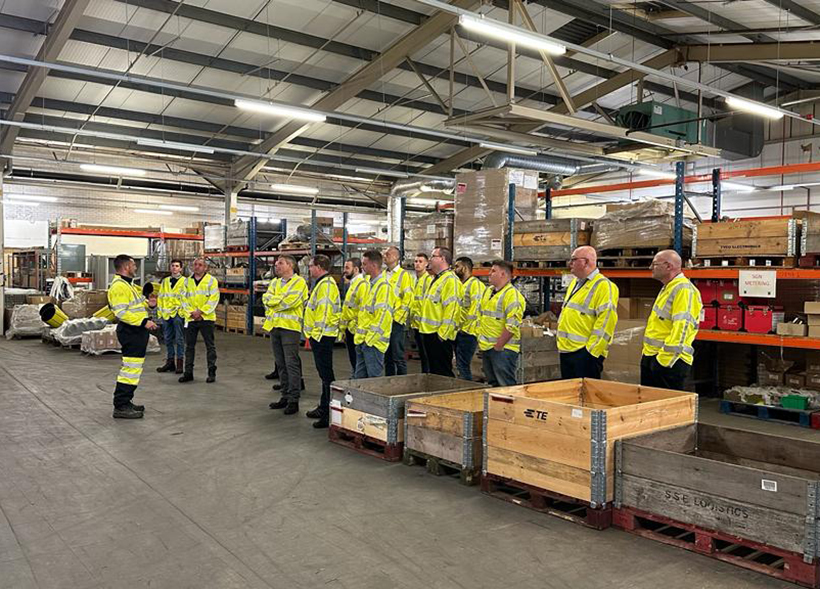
4, 0, 820, 587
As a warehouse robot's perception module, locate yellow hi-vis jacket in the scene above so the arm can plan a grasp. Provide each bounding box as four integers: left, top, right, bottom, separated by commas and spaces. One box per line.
354, 273, 395, 353
341, 273, 368, 334
303, 274, 341, 340
181, 273, 220, 322
262, 274, 308, 333
108, 275, 149, 327
643, 273, 703, 367
157, 275, 187, 320
386, 266, 415, 326
418, 269, 460, 341
478, 282, 526, 353
458, 275, 486, 337
557, 270, 619, 358
409, 272, 432, 330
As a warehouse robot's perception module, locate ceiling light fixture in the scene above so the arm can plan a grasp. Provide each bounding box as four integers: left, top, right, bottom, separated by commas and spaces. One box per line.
479, 142, 538, 156
159, 204, 200, 212
725, 96, 784, 120
769, 181, 820, 191
2, 199, 40, 207
638, 168, 677, 180
459, 14, 566, 55
354, 167, 410, 179
3, 194, 59, 203
80, 163, 147, 176
408, 197, 448, 206
133, 208, 173, 215
269, 183, 320, 195
137, 138, 215, 154
235, 99, 326, 122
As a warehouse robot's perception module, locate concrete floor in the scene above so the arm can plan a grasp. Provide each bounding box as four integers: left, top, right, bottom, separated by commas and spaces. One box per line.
0, 332, 805, 589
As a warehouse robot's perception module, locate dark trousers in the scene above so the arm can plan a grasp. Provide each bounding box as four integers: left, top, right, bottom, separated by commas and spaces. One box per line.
184, 320, 217, 376
421, 333, 454, 378
412, 329, 429, 374
384, 322, 407, 376
345, 329, 357, 373
482, 348, 519, 387
162, 315, 185, 360
114, 323, 149, 409
454, 332, 478, 381
310, 336, 336, 418
641, 355, 690, 391
272, 328, 302, 401
559, 348, 603, 380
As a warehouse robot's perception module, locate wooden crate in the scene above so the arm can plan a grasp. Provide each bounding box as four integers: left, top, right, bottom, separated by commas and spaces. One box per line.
800, 211, 820, 257
404, 389, 484, 483
615, 423, 820, 564
483, 378, 697, 507
694, 218, 799, 258
329, 375, 477, 460
513, 219, 591, 262
518, 334, 560, 384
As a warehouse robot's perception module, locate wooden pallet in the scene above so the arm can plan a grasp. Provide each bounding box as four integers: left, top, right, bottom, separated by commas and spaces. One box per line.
403, 448, 480, 486
480, 473, 612, 530
328, 425, 403, 462
614, 506, 820, 588
693, 256, 797, 268
225, 245, 249, 252
254, 330, 271, 338
224, 326, 247, 335
719, 400, 820, 428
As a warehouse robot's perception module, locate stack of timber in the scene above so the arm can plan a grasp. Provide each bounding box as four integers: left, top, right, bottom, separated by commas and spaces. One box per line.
329, 374, 476, 461
615, 423, 820, 588
404, 389, 484, 485
512, 219, 592, 264
482, 379, 696, 529
693, 217, 799, 267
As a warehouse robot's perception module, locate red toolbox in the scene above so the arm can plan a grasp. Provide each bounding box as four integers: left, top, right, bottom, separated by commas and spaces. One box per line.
744, 305, 785, 334
694, 280, 717, 305
699, 306, 717, 330
714, 280, 742, 306
717, 305, 743, 331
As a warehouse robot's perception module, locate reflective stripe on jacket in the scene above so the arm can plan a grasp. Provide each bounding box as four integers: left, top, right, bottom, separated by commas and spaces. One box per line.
354, 273, 395, 353
341, 273, 369, 334
418, 269, 460, 341
478, 282, 525, 353
387, 266, 415, 326
108, 275, 148, 327
181, 274, 220, 322
262, 274, 308, 333
556, 270, 619, 358
458, 275, 486, 337
643, 273, 703, 367
409, 273, 432, 330
304, 274, 341, 340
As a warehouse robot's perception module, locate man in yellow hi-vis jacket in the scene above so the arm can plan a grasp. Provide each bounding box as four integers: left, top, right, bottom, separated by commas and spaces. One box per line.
557, 246, 619, 379
478, 260, 525, 387
354, 249, 394, 378
303, 254, 341, 428
264, 255, 308, 413
108, 254, 158, 419
341, 257, 367, 372
156, 258, 187, 375
418, 247, 460, 377
642, 250, 703, 391
383, 246, 414, 376
178, 257, 220, 384
409, 253, 432, 373
454, 256, 485, 381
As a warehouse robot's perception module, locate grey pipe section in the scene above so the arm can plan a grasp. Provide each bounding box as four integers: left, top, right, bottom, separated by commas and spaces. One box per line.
483, 152, 619, 176
390, 178, 456, 197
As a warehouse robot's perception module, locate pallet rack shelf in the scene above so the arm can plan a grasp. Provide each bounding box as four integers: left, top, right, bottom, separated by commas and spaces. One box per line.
696, 331, 820, 350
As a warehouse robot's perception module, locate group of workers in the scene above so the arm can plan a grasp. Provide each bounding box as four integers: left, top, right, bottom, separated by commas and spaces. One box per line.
104, 242, 702, 423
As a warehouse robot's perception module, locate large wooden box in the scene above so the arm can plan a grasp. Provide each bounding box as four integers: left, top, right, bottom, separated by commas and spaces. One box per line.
513, 219, 592, 262
615, 423, 820, 560
483, 378, 697, 507
518, 334, 560, 384
330, 374, 477, 446
405, 389, 484, 482
694, 218, 799, 258
800, 211, 820, 257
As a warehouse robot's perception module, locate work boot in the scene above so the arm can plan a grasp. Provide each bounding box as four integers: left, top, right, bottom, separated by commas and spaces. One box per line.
113, 405, 143, 419
129, 401, 145, 412
284, 402, 300, 415
265, 369, 278, 380
156, 359, 175, 373
178, 373, 194, 383
312, 418, 329, 429
206, 370, 216, 384
305, 406, 322, 419
175, 359, 184, 374
269, 398, 288, 410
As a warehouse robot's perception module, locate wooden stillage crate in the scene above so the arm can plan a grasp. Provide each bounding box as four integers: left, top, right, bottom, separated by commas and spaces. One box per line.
482, 379, 696, 528
799, 211, 820, 266
694, 218, 799, 262
614, 423, 820, 588
518, 334, 560, 384
329, 374, 477, 461
513, 219, 592, 262
404, 389, 485, 485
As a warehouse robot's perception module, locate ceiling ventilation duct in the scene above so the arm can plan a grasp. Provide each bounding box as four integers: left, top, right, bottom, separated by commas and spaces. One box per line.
389, 178, 456, 198
483, 152, 618, 176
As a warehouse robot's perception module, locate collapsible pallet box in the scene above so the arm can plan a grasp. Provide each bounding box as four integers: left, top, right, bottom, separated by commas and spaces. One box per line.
329, 375, 477, 459
483, 378, 697, 507
513, 218, 592, 262
694, 217, 799, 258
615, 423, 820, 587
518, 333, 561, 384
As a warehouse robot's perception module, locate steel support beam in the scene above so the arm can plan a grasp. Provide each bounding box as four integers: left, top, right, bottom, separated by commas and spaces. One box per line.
657, 0, 775, 43
760, 0, 820, 26
685, 41, 820, 62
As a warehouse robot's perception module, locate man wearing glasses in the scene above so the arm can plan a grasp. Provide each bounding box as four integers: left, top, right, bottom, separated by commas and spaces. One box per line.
642, 250, 702, 391
418, 247, 460, 377
557, 246, 619, 379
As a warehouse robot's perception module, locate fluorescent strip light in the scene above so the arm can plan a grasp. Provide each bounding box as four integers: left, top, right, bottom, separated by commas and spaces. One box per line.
725, 96, 784, 120
354, 167, 409, 179
409, 198, 448, 206
133, 208, 173, 216
638, 168, 677, 180
459, 14, 566, 55
4, 194, 58, 202
235, 99, 326, 122
769, 181, 820, 191
159, 204, 200, 212
2, 199, 40, 207
269, 183, 319, 196
137, 138, 215, 154
81, 163, 147, 176
722, 181, 756, 193
479, 142, 538, 156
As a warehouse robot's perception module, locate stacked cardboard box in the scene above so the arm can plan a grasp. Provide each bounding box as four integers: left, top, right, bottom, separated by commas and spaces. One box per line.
166, 239, 204, 261
617, 297, 655, 320
592, 199, 693, 251
226, 304, 247, 331
602, 319, 645, 384
454, 169, 539, 264
805, 302, 820, 338
62, 290, 109, 319
403, 212, 453, 259
204, 224, 225, 251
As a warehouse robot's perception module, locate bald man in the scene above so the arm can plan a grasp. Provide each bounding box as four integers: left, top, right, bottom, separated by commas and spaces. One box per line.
557, 246, 619, 379
641, 250, 703, 391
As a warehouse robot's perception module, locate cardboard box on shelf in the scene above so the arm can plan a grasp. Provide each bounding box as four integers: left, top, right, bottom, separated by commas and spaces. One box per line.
777, 322, 807, 337
807, 314, 820, 326
805, 301, 820, 314
806, 351, 820, 374
810, 326, 820, 338
785, 372, 807, 388
758, 370, 783, 386
807, 373, 820, 391
617, 297, 655, 320
26, 295, 54, 305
